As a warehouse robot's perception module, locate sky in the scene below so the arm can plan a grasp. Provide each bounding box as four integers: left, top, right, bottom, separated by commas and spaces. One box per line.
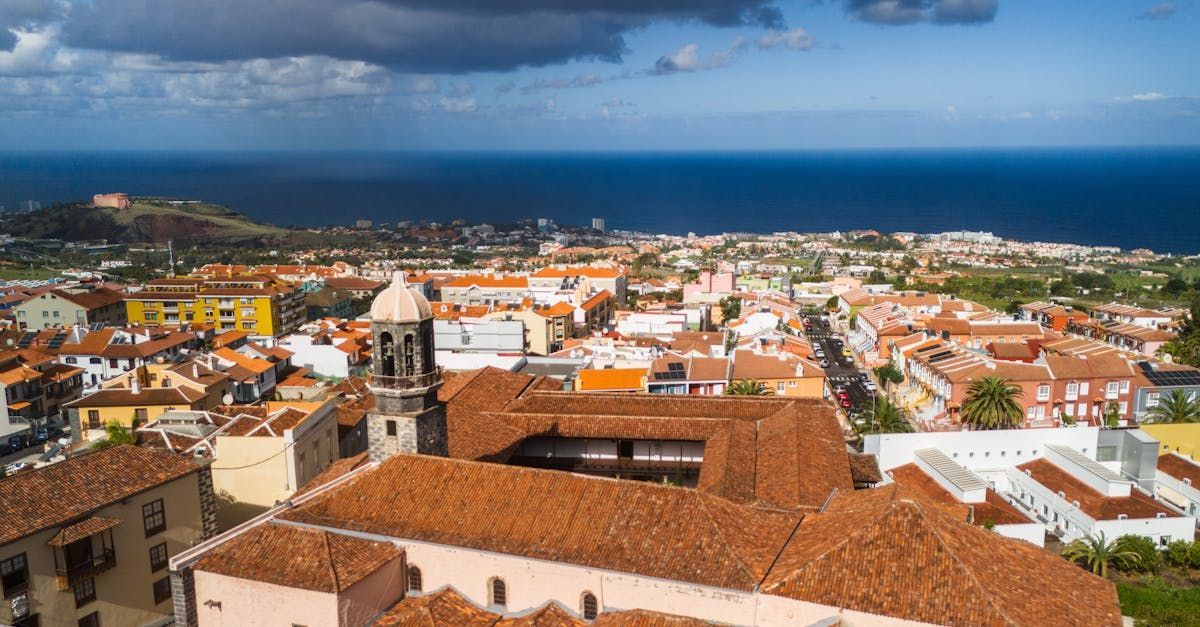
0, 0, 1197, 150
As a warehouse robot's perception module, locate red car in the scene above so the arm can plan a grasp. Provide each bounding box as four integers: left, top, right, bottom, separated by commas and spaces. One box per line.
840, 398, 853, 408
836, 389, 849, 399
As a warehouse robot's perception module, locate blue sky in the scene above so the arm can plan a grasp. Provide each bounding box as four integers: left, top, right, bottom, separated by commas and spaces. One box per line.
0, 0, 1196, 150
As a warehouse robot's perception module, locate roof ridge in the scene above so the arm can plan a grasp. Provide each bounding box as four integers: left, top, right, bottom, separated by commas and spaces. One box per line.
321, 528, 341, 592
914, 504, 1021, 627
693, 493, 765, 587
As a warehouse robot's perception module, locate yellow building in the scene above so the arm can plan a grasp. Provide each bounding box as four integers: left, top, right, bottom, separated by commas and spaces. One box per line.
730, 349, 827, 398
125, 275, 305, 337
65, 381, 210, 441
0, 445, 213, 627
1141, 423, 1200, 460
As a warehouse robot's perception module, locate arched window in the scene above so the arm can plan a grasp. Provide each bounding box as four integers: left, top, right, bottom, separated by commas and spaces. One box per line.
406, 565, 422, 593
581, 592, 598, 620
403, 333, 416, 376
488, 577, 507, 608
379, 332, 395, 377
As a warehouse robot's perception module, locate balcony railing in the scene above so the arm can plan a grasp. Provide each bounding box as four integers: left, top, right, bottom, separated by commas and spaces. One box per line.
367, 369, 442, 391
56, 549, 116, 585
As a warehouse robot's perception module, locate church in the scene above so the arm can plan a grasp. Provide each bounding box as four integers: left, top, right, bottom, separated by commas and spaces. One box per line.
165, 272, 1124, 627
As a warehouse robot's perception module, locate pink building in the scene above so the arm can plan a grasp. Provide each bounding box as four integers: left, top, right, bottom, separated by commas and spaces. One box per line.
93, 192, 130, 209
682, 269, 735, 300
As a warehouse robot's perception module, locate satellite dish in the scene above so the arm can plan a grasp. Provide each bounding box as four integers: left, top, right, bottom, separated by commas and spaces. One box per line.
222, 393, 234, 405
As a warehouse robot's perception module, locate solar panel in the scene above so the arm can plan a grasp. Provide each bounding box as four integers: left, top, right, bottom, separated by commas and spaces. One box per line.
667, 362, 685, 372
1142, 368, 1200, 387
16, 332, 36, 348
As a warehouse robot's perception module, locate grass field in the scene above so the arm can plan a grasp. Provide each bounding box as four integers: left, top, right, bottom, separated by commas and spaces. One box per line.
1117, 577, 1200, 626
0, 266, 58, 281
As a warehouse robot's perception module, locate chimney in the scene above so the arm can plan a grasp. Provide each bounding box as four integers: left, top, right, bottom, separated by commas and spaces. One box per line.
192, 363, 200, 379
131, 376, 141, 394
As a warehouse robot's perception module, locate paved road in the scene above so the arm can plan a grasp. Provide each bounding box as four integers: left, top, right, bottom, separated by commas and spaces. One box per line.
801, 313, 876, 418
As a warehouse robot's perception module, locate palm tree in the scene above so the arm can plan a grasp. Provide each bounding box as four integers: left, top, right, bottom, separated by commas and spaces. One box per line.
727, 379, 773, 396
855, 396, 915, 435
1145, 389, 1200, 424
1061, 532, 1140, 577
959, 376, 1025, 430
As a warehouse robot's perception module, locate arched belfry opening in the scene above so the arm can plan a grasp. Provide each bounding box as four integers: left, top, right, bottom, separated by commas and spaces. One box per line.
365, 271, 446, 459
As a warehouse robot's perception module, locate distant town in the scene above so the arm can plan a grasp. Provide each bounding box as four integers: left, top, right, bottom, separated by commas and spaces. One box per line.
1, 194, 1200, 626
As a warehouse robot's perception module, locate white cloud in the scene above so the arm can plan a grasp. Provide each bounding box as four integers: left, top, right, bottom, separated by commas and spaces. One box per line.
411, 76, 438, 93
757, 28, 814, 51
1131, 92, 1167, 102
650, 37, 746, 75
439, 96, 477, 113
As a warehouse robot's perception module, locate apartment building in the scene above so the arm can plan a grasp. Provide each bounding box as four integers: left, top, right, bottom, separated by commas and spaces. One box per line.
0, 349, 83, 437
138, 398, 340, 529
439, 275, 529, 305
0, 445, 214, 627
13, 287, 126, 331
529, 266, 627, 304
1067, 317, 1175, 357
1019, 301, 1089, 332
729, 349, 825, 398
126, 275, 305, 338
57, 327, 196, 391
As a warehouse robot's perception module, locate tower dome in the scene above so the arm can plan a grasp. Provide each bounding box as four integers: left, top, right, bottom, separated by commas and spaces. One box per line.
369, 271, 432, 322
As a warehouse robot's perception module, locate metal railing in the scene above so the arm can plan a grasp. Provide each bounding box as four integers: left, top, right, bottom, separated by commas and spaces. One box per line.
367, 369, 442, 391
56, 548, 116, 584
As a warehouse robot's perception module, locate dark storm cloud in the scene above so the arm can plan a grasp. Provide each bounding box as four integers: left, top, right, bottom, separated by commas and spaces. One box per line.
59, 0, 785, 73
844, 0, 997, 25
0, 0, 63, 50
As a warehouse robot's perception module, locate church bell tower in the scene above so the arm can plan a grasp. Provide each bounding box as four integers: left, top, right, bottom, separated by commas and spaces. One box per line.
366, 271, 446, 460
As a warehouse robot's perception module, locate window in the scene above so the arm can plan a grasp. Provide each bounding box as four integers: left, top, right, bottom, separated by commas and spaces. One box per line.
143, 499, 166, 536
1119, 380, 1130, 394
65, 357, 77, 364
42, 311, 49, 318
776, 382, 785, 392
1079, 382, 1090, 395
152, 577, 171, 605
489, 578, 507, 608
407, 566, 422, 592
1, 553, 29, 598
134, 408, 148, 423
581, 592, 598, 620
78, 612, 99, 627
149, 543, 168, 573
89, 357, 101, 364
1147, 392, 1161, 407
386, 420, 397, 436
1106, 382, 1120, 398
74, 576, 96, 607
1036, 384, 1050, 401
1066, 382, 1079, 401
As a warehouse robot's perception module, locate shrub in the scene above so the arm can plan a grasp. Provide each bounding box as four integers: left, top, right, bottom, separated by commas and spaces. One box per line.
1189, 541, 1200, 569
1164, 540, 1192, 569
1117, 535, 1162, 574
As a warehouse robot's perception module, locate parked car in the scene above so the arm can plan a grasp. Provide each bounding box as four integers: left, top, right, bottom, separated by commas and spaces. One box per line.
864, 381, 877, 391
840, 398, 853, 408
819, 359, 830, 368
7, 435, 31, 451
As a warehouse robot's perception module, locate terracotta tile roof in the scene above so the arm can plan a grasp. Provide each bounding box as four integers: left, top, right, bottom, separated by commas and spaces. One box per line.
532, 266, 623, 279
730, 350, 822, 381
592, 610, 717, 626
65, 386, 206, 408
194, 522, 402, 593
847, 453, 883, 484
211, 330, 250, 349
374, 588, 501, 627
1043, 354, 1135, 380
1157, 453, 1200, 487
0, 364, 42, 385
1016, 458, 1178, 520
887, 463, 1029, 526
579, 290, 613, 312
760, 485, 1123, 627
324, 276, 384, 291
296, 452, 372, 497
56, 328, 118, 355
46, 516, 122, 547
575, 368, 646, 391
495, 602, 584, 627
50, 287, 125, 310
101, 331, 194, 359
0, 445, 199, 546
42, 363, 85, 383
534, 301, 577, 318
214, 347, 275, 374
443, 275, 529, 289
280, 454, 802, 591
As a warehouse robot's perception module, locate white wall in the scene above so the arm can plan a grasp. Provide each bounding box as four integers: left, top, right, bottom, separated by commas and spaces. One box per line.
279, 337, 351, 378
865, 427, 1102, 473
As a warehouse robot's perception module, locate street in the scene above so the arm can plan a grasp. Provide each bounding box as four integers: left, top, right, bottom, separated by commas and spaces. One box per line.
801, 313, 876, 419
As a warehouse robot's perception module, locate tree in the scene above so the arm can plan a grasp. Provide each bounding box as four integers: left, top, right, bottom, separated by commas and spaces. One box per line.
1145, 389, 1200, 424
1162, 276, 1190, 296
727, 380, 773, 396
1061, 532, 1141, 577
959, 376, 1025, 430
825, 296, 839, 311
874, 363, 904, 386
867, 269, 888, 284
855, 396, 914, 435
1116, 534, 1161, 573
719, 296, 742, 323
91, 420, 138, 449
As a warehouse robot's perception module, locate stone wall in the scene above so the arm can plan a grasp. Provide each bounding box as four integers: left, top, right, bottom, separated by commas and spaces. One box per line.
367, 412, 416, 462
170, 567, 197, 627
196, 465, 219, 540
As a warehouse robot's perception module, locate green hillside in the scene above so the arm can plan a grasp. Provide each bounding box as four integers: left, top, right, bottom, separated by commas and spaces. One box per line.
1, 198, 290, 244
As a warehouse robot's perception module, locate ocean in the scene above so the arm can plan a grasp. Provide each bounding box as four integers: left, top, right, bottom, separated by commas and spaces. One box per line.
1, 147, 1199, 252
